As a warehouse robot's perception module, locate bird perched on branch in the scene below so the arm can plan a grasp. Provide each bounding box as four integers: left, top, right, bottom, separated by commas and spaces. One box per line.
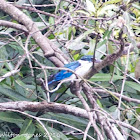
48, 55, 99, 86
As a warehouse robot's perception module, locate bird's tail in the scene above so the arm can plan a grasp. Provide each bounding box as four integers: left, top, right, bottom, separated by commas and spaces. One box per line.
48, 80, 56, 85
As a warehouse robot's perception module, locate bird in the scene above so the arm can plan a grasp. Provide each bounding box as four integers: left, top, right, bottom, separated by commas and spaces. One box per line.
48, 55, 99, 86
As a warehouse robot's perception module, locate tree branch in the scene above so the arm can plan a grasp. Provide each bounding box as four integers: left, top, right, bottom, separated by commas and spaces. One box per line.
14, 4, 57, 18
0, 20, 28, 33
0, 101, 139, 135
0, 0, 68, 67
85, 30, 125, 79
71, 82, 104, 140
93, 88, 140, 104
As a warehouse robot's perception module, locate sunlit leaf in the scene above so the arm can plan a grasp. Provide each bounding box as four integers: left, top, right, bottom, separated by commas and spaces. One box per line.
49, 17, 55, 25
86, 0, 95, 13
76, 10, 90, 16
103, 30, 112, 39
95, 40, 107, 59
97, 4, 118, 16
16, 0, 27, 6
97, 99, 103, 108
66, 30, 94, 50
132, 3, 140, 10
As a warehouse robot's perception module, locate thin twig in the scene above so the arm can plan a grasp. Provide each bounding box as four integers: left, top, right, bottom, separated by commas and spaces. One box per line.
118, 44, 131, 119
83, 121, 92, 140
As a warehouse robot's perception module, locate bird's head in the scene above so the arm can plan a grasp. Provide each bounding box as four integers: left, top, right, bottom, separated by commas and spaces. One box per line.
80, 55, 93, 61
80, 55, 101, 63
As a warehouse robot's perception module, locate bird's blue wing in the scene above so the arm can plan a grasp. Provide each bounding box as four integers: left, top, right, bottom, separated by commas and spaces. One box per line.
64, 61, 81, 70
55, 61, 81, 81
48, 61, 81, 85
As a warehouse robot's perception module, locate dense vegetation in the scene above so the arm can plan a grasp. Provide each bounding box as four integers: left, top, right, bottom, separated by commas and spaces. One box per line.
0, 0, 140, 140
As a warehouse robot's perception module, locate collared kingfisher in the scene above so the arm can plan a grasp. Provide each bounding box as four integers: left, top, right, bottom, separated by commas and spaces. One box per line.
48, 55, 99, 85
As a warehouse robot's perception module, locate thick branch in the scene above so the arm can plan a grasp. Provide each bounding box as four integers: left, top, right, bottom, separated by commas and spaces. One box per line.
0, 20, 28, 32
0, 101, 88, 118
82, 84, 117, 140
0, 0, 53, 56
85, 30, 125, 79
0, 101, 139, 135
0, 0, 68, 66
85, 47, 124, 79
71, 82, 104, 140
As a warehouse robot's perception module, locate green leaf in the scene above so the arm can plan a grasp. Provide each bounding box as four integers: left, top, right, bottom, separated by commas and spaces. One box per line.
76, 10, 90, 16
0, 112, 23, 127
0, 85, 30, 101
132, 3, 140, 10
35, 22, 47, 29
20, 119, 35, 135
97, 39, 107, 48
135, 59, 140, 80
97, 4, 118, 16
16, 0, 27, 6
90, 73, 123, 81
46, 113, 88, 129
11, 134, 33, 140
136, 104, 140, 114
103, 30, 112, 39
10, 43, 24, 54
97, 99, 103, 108
66, 30, 94, 50
94, 39, 107, 59
108, 42, 114, 54
0, 46, 7, 69
36, 123, 69, 140
48, 127, 69, 140
125, 81, 140, 92
15, 79, 35, 90
49, 17, 55, 25
123, 12, 130, 26
86, 0, 95, 13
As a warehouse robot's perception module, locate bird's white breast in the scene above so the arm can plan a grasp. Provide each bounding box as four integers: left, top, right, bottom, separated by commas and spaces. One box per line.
70, 60, 93, 80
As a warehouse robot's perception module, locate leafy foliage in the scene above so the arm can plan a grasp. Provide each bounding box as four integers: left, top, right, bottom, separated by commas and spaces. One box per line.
0, 0, 140, 139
